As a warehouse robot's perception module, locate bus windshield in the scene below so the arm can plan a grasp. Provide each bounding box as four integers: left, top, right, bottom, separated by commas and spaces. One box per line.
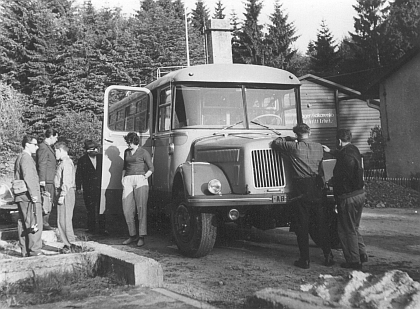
173, 84, 297, 130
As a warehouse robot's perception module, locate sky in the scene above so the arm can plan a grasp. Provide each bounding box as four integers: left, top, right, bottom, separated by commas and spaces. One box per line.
76, 0, 358, 53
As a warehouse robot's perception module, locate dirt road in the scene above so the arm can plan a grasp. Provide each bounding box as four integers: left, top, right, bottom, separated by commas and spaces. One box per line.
92, 207, 420, 309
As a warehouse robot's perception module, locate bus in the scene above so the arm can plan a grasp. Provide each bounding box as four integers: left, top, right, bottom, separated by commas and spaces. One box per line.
101, 63, 337, 257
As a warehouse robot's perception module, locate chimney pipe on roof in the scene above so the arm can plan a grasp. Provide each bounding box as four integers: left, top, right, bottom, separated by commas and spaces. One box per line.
205, 19, 233, 64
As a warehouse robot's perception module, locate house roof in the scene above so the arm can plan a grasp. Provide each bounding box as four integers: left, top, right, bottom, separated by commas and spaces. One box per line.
299, 74, 361, 96
299, 74, 380, 108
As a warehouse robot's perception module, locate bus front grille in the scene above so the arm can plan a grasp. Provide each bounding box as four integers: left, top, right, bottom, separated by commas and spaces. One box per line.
251, 149, 285, 188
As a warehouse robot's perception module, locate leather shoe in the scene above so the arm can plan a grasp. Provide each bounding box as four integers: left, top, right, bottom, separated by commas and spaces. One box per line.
360, 253, 369, 263
324, 252, 335, 267
137, 237, 145, 247
294, 259, 310, 269
340, 262, 362, 270
122, 236, 139, 245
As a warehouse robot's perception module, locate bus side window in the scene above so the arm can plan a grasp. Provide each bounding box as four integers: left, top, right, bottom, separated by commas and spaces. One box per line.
158, 87, 171, 131
174, 88, 187, 128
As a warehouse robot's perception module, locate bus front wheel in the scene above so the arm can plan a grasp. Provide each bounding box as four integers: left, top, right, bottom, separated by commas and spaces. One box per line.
171, 202, 217, 258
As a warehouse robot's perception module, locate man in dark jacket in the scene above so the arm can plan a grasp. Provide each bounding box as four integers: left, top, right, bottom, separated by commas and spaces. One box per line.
76, 140, 107, 235
272, 123, 333, 269
36, 128, 59, 230
323, 129, 367, 270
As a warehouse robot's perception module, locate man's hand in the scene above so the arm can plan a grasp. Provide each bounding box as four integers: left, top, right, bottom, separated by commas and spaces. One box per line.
284, 136, 296, 142
322, 145, 331, 153
40, 181, 46, 187
31, 196, 38, 203
57, 196, 64, 205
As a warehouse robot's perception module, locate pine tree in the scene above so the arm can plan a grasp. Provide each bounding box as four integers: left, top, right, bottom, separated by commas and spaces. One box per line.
309, 20, 339, 76
213, 0, 226, 19
237, 0, 264, 64
264, 1, 298, 69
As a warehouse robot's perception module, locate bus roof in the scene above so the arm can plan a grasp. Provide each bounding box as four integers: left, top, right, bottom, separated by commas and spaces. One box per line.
146, 64, 300, 90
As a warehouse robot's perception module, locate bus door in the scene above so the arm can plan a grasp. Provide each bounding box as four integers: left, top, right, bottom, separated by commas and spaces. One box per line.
151, 86, 173, 199
101, 86, 153, 215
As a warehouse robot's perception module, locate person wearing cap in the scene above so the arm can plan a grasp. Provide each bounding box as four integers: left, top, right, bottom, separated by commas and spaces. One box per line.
76, 140, 107, 235
271, 123, 334, 269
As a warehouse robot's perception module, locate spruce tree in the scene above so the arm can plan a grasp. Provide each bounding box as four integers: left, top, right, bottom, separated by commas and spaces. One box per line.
191, 0, 209, 34
264, 1, 298, 69
309, 20, 339, 76
237, 0, 264, 64
213, 0, 226, 19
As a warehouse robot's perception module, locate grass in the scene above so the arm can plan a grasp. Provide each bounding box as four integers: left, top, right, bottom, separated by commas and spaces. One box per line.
0, 251, 132, 307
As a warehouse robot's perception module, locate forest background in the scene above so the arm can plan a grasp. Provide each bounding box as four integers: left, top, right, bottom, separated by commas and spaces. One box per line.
0, 0, 419, 171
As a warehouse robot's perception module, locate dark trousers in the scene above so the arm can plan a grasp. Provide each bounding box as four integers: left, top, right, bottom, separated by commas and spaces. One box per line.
17, 200, 43, 256
84, 190, 105, 232
337, 192, 367, 263
295, 199, 331, 261
42, 183, 55, 227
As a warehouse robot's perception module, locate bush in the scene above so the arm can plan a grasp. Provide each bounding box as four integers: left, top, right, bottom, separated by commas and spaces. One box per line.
0, 82, 29, 152
50, 111, 102, 161
367, 125, 386, 169
0, 82, 30, 178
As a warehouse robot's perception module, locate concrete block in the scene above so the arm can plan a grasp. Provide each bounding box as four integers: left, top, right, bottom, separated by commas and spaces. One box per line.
83, 242, 163, 288
0, 240, 163, 289
247, 288, 344, 309
0, 251, 99, 285
0, 228, 57, 243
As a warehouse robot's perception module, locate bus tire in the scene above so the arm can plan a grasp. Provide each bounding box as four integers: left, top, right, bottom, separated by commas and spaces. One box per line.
171, 202, 217, 258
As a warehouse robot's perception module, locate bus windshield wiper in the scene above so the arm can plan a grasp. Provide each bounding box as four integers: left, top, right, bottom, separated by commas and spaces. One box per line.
222, 120, 243, 130
250, 120, 282, 135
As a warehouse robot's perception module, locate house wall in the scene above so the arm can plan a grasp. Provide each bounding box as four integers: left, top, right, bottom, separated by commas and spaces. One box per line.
300, 80, 337, 151
300, 80, 380, 155
380, 53, 420, 178
338, 98, 380, 154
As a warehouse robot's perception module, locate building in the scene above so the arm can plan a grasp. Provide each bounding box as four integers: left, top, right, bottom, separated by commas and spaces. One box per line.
299, 74, 381, 157
365, 44, 420, 178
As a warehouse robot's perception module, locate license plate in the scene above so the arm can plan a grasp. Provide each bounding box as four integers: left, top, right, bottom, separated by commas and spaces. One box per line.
272, 194, 287, 203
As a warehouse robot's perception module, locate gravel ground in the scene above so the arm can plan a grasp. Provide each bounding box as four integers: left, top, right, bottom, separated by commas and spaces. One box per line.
365, 179, 420, 208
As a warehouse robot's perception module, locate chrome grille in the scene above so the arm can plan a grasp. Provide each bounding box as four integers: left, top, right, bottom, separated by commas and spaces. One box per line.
252, 149, 285, 188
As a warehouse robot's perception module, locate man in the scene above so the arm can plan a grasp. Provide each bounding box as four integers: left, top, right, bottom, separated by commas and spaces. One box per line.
272, 123, 334, 269
54, 141, 76, 252
14, 135, 43, 257
76, 140, 107, 235
36, 128, 59, 230
323, 129, 367, 270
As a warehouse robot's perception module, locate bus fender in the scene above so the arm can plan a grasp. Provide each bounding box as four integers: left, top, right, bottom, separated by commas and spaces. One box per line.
174, 162, 232, 197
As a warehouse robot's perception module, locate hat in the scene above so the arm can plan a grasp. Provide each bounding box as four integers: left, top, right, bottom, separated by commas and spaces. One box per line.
84, 140, 98, 150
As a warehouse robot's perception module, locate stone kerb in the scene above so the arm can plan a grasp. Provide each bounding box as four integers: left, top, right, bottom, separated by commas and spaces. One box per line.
0, 240, 163, 288
0, 251, 99, 285
83, 241, 163, 287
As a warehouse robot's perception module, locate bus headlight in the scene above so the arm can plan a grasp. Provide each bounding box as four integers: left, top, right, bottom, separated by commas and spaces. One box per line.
208, 179, 222, 195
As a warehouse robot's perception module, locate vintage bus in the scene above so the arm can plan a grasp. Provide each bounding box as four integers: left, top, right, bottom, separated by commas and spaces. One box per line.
101, 63, 337, 257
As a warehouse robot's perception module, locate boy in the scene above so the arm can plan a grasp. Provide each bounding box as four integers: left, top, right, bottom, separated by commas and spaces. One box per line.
54, 141, 76, 253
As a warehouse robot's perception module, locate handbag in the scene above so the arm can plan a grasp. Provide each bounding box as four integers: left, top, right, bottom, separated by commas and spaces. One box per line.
12, 154, 28, 195
12, 179, 28, 195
